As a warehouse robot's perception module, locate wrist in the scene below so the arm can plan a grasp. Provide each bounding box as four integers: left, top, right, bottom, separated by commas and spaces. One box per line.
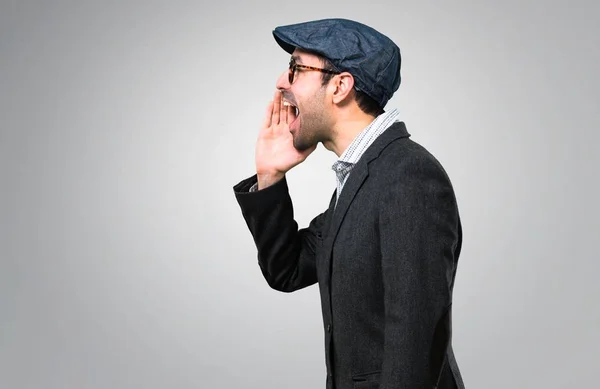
256, 172, 285, 190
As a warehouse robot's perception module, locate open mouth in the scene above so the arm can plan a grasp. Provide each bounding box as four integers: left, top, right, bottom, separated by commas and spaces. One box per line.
283, 100, 299, 117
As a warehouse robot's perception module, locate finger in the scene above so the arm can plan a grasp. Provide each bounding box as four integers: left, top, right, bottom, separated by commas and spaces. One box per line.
282, 98, 288, 124
288, 104, 296, 124
262, 100, 274, 129
272, 90, 281, 125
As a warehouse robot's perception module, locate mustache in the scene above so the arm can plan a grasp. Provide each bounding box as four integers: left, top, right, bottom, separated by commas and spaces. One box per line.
281, 92, 297, 106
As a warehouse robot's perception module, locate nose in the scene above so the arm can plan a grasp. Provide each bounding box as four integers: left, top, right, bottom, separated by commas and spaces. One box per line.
275, 69, 291, 90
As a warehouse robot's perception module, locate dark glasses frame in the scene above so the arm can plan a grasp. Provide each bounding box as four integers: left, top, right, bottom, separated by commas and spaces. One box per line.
288, 59, 340, 84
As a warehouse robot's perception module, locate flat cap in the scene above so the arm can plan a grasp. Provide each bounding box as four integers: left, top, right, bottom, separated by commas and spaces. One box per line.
273, 18, 401, 108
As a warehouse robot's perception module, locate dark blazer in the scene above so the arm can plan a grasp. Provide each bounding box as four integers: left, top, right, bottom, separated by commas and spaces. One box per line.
233, 122, 465, 389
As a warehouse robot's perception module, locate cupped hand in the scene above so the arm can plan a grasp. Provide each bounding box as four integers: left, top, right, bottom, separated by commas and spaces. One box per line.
255, 90, 317, 184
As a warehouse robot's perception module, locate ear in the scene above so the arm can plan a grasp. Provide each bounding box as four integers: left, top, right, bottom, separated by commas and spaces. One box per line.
330, 72, 355, 104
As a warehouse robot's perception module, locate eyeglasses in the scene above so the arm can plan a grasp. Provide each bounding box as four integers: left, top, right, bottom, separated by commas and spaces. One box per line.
288, 59, 340, 84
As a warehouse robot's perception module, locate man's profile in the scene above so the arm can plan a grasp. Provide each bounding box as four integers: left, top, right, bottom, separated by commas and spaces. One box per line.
233, 18, 465, 389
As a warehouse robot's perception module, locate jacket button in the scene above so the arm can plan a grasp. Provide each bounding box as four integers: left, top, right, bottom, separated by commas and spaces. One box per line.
327, 324, 332, 332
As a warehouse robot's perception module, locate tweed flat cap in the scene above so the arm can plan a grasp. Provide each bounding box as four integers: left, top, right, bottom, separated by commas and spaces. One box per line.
273, 18, 401, 108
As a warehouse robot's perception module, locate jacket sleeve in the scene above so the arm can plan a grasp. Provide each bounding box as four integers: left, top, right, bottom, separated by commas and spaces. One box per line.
377, 156, 462, 388
233, 174, 327, 292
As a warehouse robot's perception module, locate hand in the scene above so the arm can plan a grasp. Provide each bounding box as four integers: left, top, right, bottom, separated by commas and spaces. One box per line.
255, 90, 317, 189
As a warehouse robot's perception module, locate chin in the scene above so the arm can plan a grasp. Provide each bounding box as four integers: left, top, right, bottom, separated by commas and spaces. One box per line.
293, 136, 316, 152
293, 141, 309, 152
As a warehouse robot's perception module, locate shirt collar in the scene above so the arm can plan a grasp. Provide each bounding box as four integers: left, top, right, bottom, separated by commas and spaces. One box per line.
337, 108, 401, 165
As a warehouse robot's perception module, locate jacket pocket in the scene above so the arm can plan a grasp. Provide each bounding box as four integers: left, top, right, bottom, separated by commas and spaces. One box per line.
352, 371, 381, 389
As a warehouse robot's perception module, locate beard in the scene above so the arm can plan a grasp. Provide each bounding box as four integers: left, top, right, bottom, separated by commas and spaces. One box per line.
292, 112, 330, 151
291, 91, 331, 151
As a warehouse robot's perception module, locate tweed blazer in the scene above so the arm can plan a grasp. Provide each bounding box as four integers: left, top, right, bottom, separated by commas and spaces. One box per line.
233, 122, 465, 389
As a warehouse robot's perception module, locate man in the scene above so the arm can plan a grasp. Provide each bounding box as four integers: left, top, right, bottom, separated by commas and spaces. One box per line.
233, 18, 465, 389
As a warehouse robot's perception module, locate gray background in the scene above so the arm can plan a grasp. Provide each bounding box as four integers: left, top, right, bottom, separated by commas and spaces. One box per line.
1, 1, 598, 388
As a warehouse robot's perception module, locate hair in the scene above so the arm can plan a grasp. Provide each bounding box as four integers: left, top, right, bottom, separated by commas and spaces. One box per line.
318, 55, 384, 117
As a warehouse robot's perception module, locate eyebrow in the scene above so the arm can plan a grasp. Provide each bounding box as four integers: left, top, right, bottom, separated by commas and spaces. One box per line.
290, 55, 304, 64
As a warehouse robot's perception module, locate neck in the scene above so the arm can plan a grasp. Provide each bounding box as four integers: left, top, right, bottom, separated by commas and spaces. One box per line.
322, 109, 378, 157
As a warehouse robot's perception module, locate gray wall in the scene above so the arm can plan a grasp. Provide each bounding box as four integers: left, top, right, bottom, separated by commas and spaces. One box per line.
1, 1, 598, 388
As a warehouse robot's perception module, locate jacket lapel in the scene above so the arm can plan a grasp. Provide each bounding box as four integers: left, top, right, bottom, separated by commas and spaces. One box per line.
320, 122, 411, 283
